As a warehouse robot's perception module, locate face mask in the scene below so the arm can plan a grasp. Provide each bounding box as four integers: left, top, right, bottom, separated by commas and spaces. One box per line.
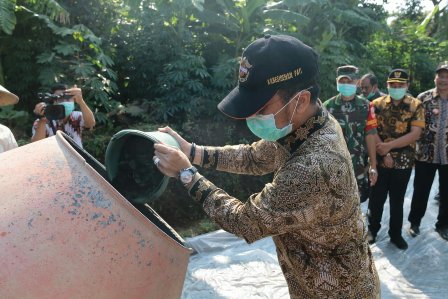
366, 92, 375, 100
60, 101, 75, 117
337, 83, 357, 97
388, 88, 406, 101
246, 89, 305, 141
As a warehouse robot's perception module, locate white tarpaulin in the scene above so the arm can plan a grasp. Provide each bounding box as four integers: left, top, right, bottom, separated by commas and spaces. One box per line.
181, 172, 448, 298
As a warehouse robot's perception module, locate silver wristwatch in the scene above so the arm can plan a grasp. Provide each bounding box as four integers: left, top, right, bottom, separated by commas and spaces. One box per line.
179, 166, 198, 185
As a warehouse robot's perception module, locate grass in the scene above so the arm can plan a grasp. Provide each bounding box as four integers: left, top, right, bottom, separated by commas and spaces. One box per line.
175, 218, 220, 238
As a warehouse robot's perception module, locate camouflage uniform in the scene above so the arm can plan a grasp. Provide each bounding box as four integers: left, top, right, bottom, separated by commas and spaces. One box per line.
323, 94, 378, 200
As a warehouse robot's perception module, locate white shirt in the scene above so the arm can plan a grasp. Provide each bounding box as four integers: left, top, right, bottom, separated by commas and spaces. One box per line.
32, 111, 85, 148
0, 123, 18, 153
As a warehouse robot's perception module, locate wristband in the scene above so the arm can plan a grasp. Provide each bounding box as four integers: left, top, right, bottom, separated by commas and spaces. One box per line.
189, 142, 196, 162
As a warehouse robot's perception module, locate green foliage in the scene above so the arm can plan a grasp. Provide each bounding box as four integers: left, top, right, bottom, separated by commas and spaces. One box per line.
2, 0, 448, 233
154, 53, 211, 121
0, 0, 17, 35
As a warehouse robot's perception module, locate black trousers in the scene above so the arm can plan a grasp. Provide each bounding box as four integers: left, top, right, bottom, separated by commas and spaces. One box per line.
368, 167, 412, 238
408, 161, 448, 229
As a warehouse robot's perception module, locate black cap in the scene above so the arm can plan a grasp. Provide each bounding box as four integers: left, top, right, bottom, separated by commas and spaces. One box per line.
436, 61, 448, 73
387, 69, 409, 83
336, 65, 360, 80
218, 35, 319, 119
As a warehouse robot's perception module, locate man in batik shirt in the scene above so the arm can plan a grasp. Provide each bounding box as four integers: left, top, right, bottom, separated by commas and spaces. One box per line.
408, 61, 448, 241
324, 65, 378, 203
153, 35, 380, 298
368, 69, 425, 250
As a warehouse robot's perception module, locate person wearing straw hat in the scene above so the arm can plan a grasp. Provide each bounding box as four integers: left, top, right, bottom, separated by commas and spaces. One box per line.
367, 69, 425, 250
152, 35, 380, 298
0, 85, 19, 153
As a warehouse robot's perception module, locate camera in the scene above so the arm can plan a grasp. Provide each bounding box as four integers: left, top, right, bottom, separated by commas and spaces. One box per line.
37, 92, 72, 120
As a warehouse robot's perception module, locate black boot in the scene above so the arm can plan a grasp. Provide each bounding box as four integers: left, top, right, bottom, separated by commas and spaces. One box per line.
409, 224, 420, 237
390, 235, 408, 250
436, 227, 448, 241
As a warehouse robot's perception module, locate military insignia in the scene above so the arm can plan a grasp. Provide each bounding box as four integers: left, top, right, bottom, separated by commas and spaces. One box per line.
239, 57, 252, 83
394, 71, 401, 78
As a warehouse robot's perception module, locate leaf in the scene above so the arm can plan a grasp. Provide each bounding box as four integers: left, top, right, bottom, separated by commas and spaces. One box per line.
54, 43, 80, 56
98, 52, 114, 67
417, 4, 439, 33
25, 0, 70, 24
191, 0, 204, 12
0, 0, 17, 34
124, 105, 146, 116
246, 0, 267, 19
71, 63, 96, 78
36, 52, 56, 64
262, 9, 310, 26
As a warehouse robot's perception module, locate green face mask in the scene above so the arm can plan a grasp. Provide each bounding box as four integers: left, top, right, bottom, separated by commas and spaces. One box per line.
366, 92, 375, 100
337, 83, 357, 97
246, 88, 308, 141
60, 101, 75, 117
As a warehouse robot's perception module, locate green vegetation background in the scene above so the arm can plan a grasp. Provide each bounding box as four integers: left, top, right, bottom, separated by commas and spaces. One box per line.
1, 0, 447, 236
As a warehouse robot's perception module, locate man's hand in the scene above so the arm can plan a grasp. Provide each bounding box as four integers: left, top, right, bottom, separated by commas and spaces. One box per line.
158, 126, 192, 159
376, 142, 392, 156
383, 154, 394, 168
34, 102, 46, 117
153, 143, 192, 178
65, 85, 83, 105
369, 167, 378, 186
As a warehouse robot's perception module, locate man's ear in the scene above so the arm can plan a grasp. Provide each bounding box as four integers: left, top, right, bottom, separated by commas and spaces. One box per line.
295, 91, 311, 113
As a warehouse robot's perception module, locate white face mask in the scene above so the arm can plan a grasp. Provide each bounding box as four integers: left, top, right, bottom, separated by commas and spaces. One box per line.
246, 88, 309, 141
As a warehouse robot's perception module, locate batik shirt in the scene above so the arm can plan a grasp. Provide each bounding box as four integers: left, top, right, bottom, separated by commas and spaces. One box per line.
323, 94, 377, 178
372, 95, 425, 169
187, 105, 380, 299
416, 89, 448, 165
32, 111, 84, 148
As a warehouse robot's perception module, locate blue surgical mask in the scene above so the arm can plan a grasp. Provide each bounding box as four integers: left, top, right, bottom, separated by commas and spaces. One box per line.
337, 83, 357, 97
246, 89, 305, 141
60, 101, 75, 117
388, 88, 407, 101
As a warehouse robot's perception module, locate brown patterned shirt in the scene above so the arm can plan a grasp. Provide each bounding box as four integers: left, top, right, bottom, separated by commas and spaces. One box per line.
188, 106, 380, 298
372, 95, 425, 169
416, 89, 448, 164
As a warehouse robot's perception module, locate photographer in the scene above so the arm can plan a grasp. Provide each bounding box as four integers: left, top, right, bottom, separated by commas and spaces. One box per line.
31, 84, 95, 148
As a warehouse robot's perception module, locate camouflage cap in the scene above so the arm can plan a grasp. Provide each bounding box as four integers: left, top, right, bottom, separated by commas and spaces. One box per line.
336, 65, 360, 81
436, 61, 448, 73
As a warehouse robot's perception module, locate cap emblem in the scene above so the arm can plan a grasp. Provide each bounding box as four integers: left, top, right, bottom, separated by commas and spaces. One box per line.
394, 71, 401, 78
239, 57, 252, 83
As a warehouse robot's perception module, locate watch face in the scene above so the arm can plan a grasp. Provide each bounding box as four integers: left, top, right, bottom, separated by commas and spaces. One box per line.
180, 170, 193, 184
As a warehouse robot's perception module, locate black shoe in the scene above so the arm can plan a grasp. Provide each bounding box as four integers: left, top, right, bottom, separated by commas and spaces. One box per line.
436, 227, 448, 241
390, 236, 408, 250
409, 224, 420, 237
367, 230, 376, 244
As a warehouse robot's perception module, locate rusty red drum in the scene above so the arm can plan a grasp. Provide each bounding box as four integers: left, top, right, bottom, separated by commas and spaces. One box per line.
0, 132, 191, 299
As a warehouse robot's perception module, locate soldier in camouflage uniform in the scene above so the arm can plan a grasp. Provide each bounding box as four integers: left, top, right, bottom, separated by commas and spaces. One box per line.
324, 66, 379, 203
